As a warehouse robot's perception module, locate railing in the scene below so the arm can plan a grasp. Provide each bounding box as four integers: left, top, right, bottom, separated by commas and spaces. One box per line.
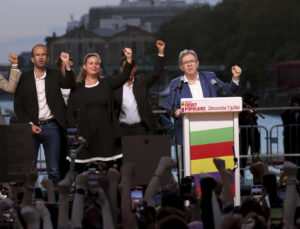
2, 107, 300, 171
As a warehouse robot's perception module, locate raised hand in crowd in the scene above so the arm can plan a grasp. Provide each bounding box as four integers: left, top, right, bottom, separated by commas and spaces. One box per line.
36, 200, 53, 229
8, 53, 18, 65
41, 178, 55, 202
107, 167, 121, 224
231, 65, 242, 81
156, 40, 165, 55
119, 163, 138, 229
57, 172, 72, 229
145, 156, 173, 208
21, 206, 41, 229
122, 47, 133, 64
283, 161, 297, 228
199, 174, 222, 229
71, 172, 88, 229
60, 51, 71, 70
250, 161, 268, 185
94, 180, 115, 229
213, 158, 234, 207
22, 163, 38, 206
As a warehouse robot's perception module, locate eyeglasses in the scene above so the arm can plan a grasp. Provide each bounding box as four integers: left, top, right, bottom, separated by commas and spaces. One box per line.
181, 59, 198, 65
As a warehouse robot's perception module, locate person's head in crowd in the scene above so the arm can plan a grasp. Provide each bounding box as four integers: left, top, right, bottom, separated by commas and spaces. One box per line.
238, 198, 264, 218
161, 191, 185, 212
158, 215, 188, 229
157, 207, 187, 229
178, 49, 199, 78
120, 57, 137, 82
290, 96, 300, 107
77, 53, 101, 83
241, 212, 267, 229
31, 44, 49, 70
243, 92, 259, 106
56, 56, 74, 77
82, 205, 102, 228
219, 213, 242, 229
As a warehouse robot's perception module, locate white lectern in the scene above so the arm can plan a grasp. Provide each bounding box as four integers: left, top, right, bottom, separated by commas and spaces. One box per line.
181, 97, 242, 205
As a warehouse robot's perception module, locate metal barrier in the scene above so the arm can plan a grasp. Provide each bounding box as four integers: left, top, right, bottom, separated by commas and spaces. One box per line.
270, 123, 300, 165
2, 107, 300, 174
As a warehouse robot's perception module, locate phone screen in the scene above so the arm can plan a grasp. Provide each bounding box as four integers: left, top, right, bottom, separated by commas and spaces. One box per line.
270, 208, 283, 227
251, 185, 262, 200
130, 189, 143, 212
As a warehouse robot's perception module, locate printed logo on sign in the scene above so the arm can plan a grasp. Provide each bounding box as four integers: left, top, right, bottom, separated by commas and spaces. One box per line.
181, 101, 185, 112
184, 101, 206, 112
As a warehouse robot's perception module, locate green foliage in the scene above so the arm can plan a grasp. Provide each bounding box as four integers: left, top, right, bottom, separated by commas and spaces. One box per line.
156, 0, 300, 89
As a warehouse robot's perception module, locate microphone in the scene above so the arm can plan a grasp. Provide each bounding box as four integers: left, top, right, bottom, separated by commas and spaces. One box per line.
210, 79, 227, 97
178, 77, 185, 93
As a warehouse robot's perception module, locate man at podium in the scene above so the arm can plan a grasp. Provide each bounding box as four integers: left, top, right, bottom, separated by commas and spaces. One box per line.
167, 49, 242, 145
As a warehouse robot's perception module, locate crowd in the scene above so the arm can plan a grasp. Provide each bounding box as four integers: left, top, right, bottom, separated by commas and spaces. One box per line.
0, 157, 299, 228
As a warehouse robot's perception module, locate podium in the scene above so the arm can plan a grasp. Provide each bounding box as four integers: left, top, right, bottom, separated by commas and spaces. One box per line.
181, 97, 242, 205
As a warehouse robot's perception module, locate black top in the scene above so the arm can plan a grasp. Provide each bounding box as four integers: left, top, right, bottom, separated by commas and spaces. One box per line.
67, 61, 135, 162
113, 56, 165, 131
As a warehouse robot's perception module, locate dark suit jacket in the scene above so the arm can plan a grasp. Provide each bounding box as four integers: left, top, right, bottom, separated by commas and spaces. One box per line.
167, 71, 239, 145
14, 68, 75, 129
113, 56, 165, 131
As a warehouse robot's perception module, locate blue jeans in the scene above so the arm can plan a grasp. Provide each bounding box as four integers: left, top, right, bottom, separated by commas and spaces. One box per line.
33, 122, 61, 185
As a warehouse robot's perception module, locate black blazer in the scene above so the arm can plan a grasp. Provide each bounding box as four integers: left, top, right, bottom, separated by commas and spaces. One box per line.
14, 68, 75, 129
113, 56, 165, 131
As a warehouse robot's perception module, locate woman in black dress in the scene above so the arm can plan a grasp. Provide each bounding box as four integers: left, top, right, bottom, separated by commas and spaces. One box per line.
67, 48, 134, 165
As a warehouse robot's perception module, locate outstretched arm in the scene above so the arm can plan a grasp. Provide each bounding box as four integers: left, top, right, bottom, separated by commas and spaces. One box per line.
144, 157, 173, 207
283, 161, 297, 228
0, 54, 22, 93
119, 163, 138, 229
109, 48, 135, 89
213, 158, 234, 207
144, 40, 166, 87
59, 52, 75, 89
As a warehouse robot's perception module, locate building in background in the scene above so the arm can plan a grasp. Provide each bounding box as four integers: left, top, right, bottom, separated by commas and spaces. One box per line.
46, 26, 155, 76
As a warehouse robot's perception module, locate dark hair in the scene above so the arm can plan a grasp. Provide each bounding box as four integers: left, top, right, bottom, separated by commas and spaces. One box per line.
239, 198, 264, 217
291, 96, 300, 106
31, 44, 48, 57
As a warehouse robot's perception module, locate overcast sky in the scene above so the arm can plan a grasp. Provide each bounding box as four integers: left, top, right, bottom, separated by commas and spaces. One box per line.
0, 0, 120, 64
0, 0, 219, 65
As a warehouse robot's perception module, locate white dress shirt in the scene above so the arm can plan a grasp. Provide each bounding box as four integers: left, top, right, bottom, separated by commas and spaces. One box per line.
119, 81, 142, 124
34, 71, 53, 120
184, 74, 204, 98
184, 74, 239, 98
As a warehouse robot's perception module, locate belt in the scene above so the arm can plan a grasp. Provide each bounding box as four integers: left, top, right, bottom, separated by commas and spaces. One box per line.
37, 119, 56, 125
120, 122, 144, 128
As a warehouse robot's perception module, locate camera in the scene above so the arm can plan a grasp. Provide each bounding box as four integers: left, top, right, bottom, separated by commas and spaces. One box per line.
67, 126, 80, 149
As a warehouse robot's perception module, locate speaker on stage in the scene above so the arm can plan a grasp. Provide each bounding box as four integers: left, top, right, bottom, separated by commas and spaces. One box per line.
0, 124, 34, 183
122, 135, 172, 186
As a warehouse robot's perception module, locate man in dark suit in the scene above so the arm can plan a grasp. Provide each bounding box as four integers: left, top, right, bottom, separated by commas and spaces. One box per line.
114, 40, 165, 136
14, 44, 75, 185
167, 49, 242, 145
